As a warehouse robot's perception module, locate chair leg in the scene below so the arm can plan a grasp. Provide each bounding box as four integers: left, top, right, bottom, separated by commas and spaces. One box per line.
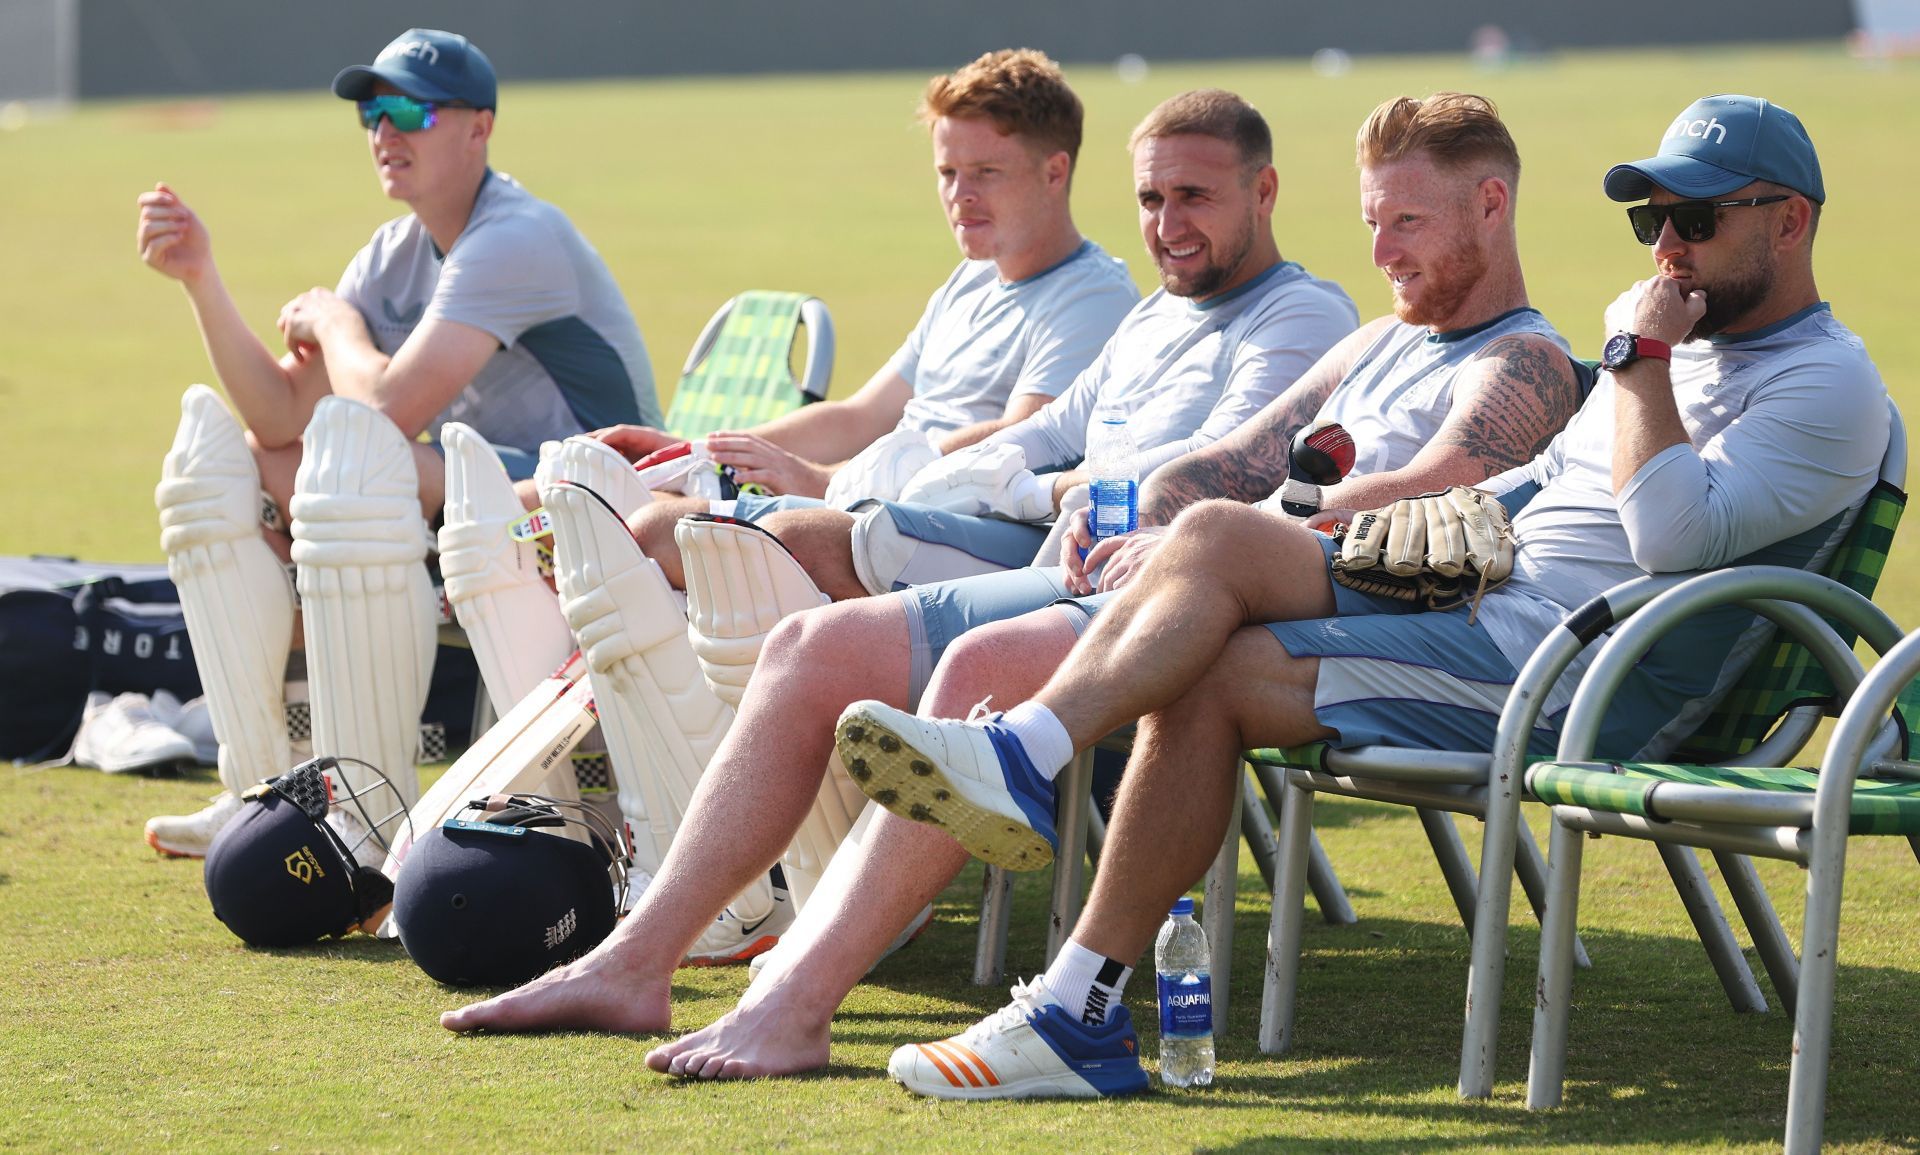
1514, 822, 1591, 970
1259, 779, 1315, 1053
1907, 834, 1920, 868
1783, 837, 1849, 1154
973, 864, 1013, 986
1459, 769, 1526, 1097
1241, 770, 1278, 890
1526, 817, 1587, 1108
1045, 749, 1094, 965
1307, 831, 1358, 926
1248, 761, 1354, 925
1420, 808, 1479, 935
1714, 850, 1799, 1016
1203, 781, 1242, 1035
1659, 843, 1768, 1013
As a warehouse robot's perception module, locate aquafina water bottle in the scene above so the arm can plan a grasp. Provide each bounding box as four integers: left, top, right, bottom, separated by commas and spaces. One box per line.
1154, 896, 1215, 1087
1086, 407, 1138, 545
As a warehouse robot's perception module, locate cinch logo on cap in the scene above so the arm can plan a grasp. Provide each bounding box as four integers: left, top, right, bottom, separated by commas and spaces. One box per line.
1665, 116, 1729, 146
377, 39, 440, 66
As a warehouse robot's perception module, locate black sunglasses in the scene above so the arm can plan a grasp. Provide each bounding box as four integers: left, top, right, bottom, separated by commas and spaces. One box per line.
1626, 195, 1790, 245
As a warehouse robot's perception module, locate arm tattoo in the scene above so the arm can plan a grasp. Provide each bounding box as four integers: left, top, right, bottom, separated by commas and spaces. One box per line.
1436, 335, 1582, 478
1138, 373, 1341, 525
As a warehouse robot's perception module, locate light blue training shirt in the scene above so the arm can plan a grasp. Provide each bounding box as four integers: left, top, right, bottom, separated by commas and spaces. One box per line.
888, 240, 1139, 434
1483, 303, 1888, 755
991, 260, 1359, 478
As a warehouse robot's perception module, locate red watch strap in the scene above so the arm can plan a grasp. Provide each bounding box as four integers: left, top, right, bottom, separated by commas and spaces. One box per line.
1635, 336, 1672, 362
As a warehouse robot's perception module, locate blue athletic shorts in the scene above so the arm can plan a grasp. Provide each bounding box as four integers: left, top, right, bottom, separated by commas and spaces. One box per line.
1059, 533, 1681, 759
727, 493, 829, 522
896, 565, 1073, 707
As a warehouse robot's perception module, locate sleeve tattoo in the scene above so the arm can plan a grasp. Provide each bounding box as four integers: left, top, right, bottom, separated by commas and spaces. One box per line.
1138, 373, 1342, 525
1436, 336, 1581, 477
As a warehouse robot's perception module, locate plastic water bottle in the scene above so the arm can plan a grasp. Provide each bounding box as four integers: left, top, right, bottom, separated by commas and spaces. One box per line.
1154, 896, 1215, 1087
1086, 408, 1138, 544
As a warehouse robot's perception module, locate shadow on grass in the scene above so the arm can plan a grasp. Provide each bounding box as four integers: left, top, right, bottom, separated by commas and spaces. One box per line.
836, 860, 1919, 1150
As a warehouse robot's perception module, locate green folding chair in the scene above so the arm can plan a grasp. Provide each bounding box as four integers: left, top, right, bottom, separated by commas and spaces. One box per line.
1521, 417, 1912, 1152
663, 291, 834, 438
1245, 397, 1905, 1099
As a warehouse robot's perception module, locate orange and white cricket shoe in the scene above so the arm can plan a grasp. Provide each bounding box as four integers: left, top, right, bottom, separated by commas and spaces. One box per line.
887, 977, 1150, 1100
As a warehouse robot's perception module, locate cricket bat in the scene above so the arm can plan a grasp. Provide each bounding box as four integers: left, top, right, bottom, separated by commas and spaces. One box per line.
380, 649, 599, 877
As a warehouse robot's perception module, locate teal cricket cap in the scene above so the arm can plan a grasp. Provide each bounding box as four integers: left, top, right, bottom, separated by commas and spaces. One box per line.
332, 28, 497, 110
1604, 94, 1823, 205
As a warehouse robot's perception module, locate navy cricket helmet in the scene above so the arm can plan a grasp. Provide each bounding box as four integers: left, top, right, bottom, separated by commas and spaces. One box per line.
393, 794, 632, 986
203, 756, 410, 947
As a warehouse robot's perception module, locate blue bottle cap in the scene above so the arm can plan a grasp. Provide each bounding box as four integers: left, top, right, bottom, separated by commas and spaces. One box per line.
1170, 896, 1195, 917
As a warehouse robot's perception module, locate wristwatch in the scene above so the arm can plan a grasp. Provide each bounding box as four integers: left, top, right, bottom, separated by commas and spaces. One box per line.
1278, 477, 1322, 519
1601, 332, 1673, 372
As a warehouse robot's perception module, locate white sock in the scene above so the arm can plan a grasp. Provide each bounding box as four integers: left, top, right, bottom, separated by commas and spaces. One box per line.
1043, 938, 1133, 1028
999, 701, 1073, 780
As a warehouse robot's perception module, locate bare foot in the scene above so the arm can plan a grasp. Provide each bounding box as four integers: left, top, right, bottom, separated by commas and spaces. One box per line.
644, 986, 831, 1079
441, 941, 671, 1034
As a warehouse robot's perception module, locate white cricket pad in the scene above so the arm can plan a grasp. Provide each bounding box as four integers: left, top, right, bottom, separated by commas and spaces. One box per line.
437, 424, 579, 799
675, 515, 828, 708
541, 480, 773, 921
155, 385, 295, 795
290, 396, 436, 819
536, 434, 654, 520
674, 513, 865, 909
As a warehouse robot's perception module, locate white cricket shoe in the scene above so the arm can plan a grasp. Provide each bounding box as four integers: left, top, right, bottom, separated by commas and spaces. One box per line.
144, 791, 243, 858
150, 689, 218, 765
834, 701, 1058, 871
888, 976, 1149, 1100
72, 692, 197, 774
682, 874, 795, 967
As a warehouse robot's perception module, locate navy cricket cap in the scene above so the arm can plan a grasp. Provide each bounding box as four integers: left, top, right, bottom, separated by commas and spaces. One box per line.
204, 790, 362, 947
332, 29, 497, 110
394, 818, 618, 987
1604, 95, 1823, 205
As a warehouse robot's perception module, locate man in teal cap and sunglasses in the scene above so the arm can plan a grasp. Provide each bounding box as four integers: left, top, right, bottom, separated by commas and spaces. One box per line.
134, 29, 661, 859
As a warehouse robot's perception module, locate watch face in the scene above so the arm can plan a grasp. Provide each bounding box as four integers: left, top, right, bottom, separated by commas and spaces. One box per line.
1602, 332, 1636, 370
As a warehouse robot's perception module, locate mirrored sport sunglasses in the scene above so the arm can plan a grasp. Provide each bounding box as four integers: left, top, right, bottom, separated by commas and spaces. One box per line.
1625, 195, 1789, 245
355, 94, 466, 133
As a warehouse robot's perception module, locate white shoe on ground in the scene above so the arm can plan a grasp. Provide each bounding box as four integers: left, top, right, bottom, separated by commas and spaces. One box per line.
72, 692, 198, 775
150, 689, 218, 765
887, 975, 1149, 1100
144, 790, 243, 858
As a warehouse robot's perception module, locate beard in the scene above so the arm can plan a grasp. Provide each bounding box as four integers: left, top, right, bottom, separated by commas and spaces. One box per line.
1390, 230, 1489, 328
1158, 213, 1257, 299
1683, 231, 1776, 341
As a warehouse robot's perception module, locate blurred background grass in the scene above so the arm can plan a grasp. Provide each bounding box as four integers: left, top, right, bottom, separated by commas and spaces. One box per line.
3, 44, 1914, 602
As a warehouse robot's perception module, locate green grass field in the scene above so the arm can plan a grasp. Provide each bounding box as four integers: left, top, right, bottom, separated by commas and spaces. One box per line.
3, 42, 1919, 1152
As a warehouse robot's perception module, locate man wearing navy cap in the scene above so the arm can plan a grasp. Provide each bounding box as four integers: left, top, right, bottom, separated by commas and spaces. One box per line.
135, 29, 661, 859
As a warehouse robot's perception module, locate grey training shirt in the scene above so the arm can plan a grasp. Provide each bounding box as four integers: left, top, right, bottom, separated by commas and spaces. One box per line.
336, 169, 662, 452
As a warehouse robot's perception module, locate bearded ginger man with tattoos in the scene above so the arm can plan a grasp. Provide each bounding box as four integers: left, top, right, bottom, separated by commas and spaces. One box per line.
441, 92, 1584, 1083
